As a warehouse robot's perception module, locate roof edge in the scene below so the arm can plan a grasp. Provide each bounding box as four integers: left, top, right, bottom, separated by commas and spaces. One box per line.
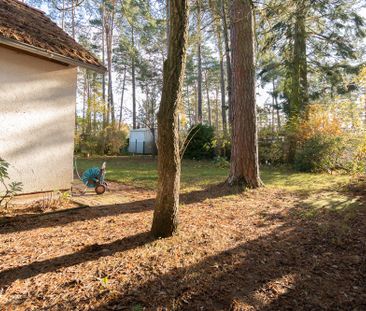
0, 37, 106, 74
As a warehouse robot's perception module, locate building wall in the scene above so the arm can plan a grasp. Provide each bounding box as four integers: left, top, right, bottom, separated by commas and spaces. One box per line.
128, 129, 155, 154
0, 46, 77, 194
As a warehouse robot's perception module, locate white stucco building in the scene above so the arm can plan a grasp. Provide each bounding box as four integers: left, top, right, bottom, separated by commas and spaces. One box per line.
128, 128, 157, 154
0, 0, 105, 194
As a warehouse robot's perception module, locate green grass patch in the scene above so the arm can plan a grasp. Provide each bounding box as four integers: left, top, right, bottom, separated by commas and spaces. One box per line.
75, 156, 351, 193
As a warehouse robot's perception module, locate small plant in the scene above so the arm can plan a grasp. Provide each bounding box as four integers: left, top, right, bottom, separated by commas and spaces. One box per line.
213, 156, 230, 168
30, 191, 70, 213
0, 158, 23, 209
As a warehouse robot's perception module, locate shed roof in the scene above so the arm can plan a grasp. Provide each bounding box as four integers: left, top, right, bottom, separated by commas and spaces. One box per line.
0, 0, 106, 73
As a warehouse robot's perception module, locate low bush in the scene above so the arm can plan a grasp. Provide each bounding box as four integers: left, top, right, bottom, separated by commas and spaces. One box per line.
183, 124, 216, 160
258, 127, 286, 165
259, 139, 285, 165
291, 104, 366, 173
76, 124, 129, 156
294, 133, 366, 173
294, 134, 345, 172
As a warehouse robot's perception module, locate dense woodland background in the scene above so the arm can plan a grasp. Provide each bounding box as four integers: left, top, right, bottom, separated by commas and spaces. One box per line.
24, 0, 366, 173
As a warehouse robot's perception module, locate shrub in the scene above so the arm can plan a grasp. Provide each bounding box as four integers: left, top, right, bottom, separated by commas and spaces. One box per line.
294, 134, 345, 172
295, 132, 366, 174
292, 104, 366, 173
215, 136, 231, 160
258, 127, 286, 165
259, 139, 285, 165
103, 125, 129, 155
0, 159, 23, 209
183, 124, 216, 160
76, 124, 129, 156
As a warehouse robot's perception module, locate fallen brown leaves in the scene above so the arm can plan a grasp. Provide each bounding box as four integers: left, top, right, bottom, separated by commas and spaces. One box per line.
0, 183, 365, 310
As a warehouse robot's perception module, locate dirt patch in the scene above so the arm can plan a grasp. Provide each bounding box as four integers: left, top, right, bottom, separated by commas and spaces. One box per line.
0, 183, 365, 310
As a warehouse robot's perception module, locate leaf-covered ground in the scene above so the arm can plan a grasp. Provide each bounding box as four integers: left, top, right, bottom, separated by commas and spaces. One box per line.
0, 161, 365, 310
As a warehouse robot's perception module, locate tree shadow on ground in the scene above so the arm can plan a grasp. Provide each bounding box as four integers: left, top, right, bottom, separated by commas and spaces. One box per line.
93, 201, 366, 310
0, 231, 153, 289
0, 183, 235, 235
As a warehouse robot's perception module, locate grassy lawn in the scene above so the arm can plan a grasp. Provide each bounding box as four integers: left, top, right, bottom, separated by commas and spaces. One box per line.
76, 156, 361, 216
76, 155, 351, 193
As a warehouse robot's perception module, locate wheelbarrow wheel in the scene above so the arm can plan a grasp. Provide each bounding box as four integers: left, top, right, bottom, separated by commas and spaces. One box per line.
95, 184, 106, 195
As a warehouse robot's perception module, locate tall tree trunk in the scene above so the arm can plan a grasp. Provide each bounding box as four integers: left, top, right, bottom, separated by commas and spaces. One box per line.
71, 0, 75, 39
101, 4, 107, 128
61, 0, 65, 30
105, 8, 115, 125
166, 0, 170, 53
219, 51, 227, 135
197, 0, 203, 123
228, 0, 262, 189
92, 73, 97, 134
209, 0, 228, 136
86, 71, 92, 134
290, 2, 308, 117
186, 84, 193, 127
131, 25, 137, 129
82, 71, 87, 135
215, 87, 219, 130
119, 67, 127, 129
205, 70, 212, 126
287, 3, 308, 162
221, 0, 233, 126
151, 0, 189, 238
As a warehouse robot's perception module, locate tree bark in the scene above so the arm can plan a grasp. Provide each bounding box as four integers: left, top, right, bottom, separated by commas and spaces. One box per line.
131, 25, 137, 129
215, 87, 219, 130
228, 0, 262, 189
290, 2, 308, 117
205, 70, 212, 126
105, 9, 115, 125
151, 0, 189, 238
197, 0, 203, 123
209, 0, 228, 136
220, 0, 233, 126
101, 4, 107, 128
119, 67, 127, 129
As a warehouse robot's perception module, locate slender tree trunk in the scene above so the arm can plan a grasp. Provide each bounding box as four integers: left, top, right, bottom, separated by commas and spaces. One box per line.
82, 72, 87, 135
186, 84, 193, 127
86, 71, 92, 134
105, 9, 115, 125
197, 0, 203, 123
287, 3, 308, 162
92, 73, 97, 134
101, 4, 107, 128
209, 0, 228, 135
215, 87, 219, 130
119, 67, 127, 129
71, 0, 75, 39
271, 79, 276, 132
221, 0, 233, 126
166, 0, 170, 53
228, 0, 262, 189
290, 2, 308, 116
131, 25, 137, 129
61, 0, 65, 30
151, 0, 189, 238
205, 70, 212, 126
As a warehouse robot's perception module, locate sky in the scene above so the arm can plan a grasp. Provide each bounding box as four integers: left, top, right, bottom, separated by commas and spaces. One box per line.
26, 2, 366, 126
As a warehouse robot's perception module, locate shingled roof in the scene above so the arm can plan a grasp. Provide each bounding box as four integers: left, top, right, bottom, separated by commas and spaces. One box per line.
0, 0, 105, 73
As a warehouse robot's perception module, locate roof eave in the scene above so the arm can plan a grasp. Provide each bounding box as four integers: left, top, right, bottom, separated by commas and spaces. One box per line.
0, 37, 106, 74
